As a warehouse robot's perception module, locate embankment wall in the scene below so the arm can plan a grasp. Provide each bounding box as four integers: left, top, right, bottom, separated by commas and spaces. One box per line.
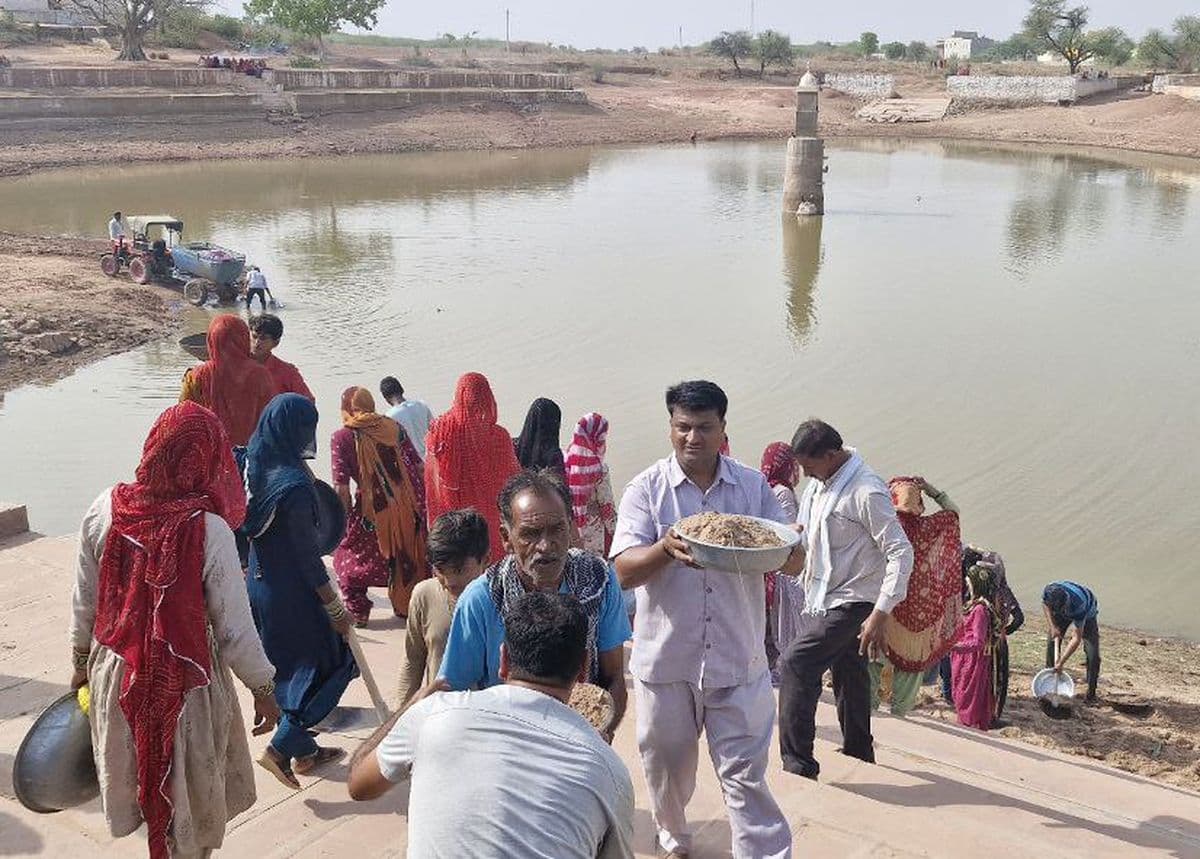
0, 92, 272, 118
288, 88, 586, 115
0, 67, 239, 89
947, 75, 1141, 104
822, 73, 895, 98
261, 69, 571, 90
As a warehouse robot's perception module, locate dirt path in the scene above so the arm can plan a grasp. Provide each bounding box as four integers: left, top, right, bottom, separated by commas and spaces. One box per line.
0, 233, 179, 394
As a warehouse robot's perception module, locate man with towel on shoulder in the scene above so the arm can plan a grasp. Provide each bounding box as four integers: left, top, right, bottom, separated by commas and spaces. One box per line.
778, 419, 913, 781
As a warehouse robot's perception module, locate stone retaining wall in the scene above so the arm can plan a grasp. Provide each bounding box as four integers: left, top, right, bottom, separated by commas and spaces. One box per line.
948, 74, 1142, 104
822, 73, 895, 98
288, 87, 586, 116
0, 92, 273, 118
262, 69, 571, 91
0, 67, 239, 89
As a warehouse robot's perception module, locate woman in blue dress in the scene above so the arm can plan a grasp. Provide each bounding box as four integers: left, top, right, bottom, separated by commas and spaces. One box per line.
240, 393, 358, 789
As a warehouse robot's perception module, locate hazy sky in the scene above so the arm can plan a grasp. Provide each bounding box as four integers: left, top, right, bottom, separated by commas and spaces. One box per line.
218, 0, 1190, 48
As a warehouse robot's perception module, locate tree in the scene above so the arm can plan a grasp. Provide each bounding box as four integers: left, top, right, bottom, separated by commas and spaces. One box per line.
882, 40, 906, 60
1089, 26, 1133, 66
707, 30, 753, 76
905, 40, 931, 61
752, 29, 793, 77
1138, 16, 1200, 71
62, 0, 206, 60
859, 31, 879, 55
1022, 0, 1097, 73
244, 0, 386, 58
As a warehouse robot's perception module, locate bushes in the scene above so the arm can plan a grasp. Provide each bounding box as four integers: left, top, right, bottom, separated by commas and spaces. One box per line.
288, 54, 321, 68
156, 11, 248, 49
208, 15, 246, 41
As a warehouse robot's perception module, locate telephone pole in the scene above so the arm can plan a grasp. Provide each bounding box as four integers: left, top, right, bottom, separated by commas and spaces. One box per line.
505, 8, 510, 52
750, 0, 755, 34
678, 25, 683, 48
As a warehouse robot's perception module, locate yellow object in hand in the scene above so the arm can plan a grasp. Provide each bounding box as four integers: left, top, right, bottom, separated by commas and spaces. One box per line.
77, 685, 91, 716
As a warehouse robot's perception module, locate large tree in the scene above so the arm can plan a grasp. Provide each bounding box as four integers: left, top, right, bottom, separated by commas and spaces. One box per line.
707, 30, 753, 76
1088, 26, 1134, 66
859, 31, 879, 56
882, 41, 905, 60
62, 0, 206, 60
752, 29, 793, 77
244, 0, 386, 58
1021, 0, 1127, 73
905, 40, 931, 61
1138, 16, 1200, 71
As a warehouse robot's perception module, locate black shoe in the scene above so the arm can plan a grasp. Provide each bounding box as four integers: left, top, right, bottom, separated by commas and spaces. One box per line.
782, 760, 820, 781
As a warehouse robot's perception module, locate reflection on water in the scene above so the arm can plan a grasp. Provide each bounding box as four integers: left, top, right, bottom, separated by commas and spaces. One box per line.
781, 217, 822, 344
2, 141, 1200, 639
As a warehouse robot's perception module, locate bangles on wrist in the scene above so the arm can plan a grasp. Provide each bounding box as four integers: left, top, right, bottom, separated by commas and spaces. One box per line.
71, 649, 90, 671
250, 679, 276, 699
323, 599, 348, 623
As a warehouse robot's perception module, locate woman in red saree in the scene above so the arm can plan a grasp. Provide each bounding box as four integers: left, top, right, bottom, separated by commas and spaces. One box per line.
179, 314, 276, 446
69, 402, 279, 859
871, 476, 962, 716
424, 372, 521, 566
332, 386, 428, 624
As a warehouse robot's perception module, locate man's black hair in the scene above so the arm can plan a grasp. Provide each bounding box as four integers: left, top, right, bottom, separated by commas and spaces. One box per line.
503, 592, 588, 688
112, 211, 121, 219
497, 468, 571, 528
665, 380, 727, 420
380, 376, 404, 402
428, 509, 490, 570
1043, 584, 1070, 630
248, 313, 283, 342
791, 419, 844, 458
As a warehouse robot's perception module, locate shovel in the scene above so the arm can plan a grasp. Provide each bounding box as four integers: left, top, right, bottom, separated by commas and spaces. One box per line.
324, 568, 391, 725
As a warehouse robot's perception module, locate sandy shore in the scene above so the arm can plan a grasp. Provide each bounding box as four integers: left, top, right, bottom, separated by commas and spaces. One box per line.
0, 232, 179, 394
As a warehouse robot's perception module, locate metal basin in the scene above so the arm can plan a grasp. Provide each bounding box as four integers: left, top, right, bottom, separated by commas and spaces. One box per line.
677, 516, 800, 576
313, 479, 346, 556
13, 691, 99, 814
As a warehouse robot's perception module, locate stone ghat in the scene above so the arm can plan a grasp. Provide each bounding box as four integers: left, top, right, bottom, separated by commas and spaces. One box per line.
0, 67, 243, 89
0, 87, 586, 119
262, 69, 573, 91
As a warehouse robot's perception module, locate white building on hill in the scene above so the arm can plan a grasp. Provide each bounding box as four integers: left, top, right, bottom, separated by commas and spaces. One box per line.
936, 30, 995, 60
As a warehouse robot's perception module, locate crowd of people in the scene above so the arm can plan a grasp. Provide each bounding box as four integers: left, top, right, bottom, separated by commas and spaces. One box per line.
197, 55, 269, 76
65, 312, 1103, 858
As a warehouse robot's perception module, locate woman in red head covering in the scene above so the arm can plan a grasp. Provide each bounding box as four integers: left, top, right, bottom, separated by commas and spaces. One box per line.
179, 314, 277, 446
69, 402, 279, 859
332, 385, 428, 624
424, 372, 521, 565
564, 412, 616, 556
871, 476, 962, 717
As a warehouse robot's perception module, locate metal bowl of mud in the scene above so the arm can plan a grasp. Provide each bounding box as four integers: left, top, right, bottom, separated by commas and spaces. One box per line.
568, 682, 615, 734
179, 333, 208, 361
13, 691, 99, 814
676, 516, 800, 576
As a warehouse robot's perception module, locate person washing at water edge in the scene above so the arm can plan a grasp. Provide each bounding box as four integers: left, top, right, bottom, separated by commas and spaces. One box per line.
1043, 580, 1101, 702
244, 265, 274, 312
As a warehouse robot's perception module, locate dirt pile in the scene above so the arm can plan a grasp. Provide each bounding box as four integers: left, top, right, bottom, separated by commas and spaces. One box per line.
0, 232, 178, 394
915, 624, 1200, 791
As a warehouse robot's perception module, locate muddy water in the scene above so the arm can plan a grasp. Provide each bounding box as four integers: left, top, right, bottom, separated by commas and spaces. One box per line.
2, 140, 1199, 638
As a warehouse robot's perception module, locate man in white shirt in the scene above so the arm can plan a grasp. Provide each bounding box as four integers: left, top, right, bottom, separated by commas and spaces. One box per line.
380, 375, 434, 459
612, 380, 805, 859
778, 419, 913, 781
347, 591, 634, 859
244, 265, 273, 311
107, 211, 125, 255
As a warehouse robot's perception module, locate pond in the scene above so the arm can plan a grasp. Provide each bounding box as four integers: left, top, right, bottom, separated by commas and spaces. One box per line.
1, 139, 1198, 638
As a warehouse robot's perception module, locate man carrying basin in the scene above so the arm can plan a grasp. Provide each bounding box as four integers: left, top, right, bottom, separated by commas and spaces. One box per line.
1043, 580, 1101, 702
612, 380, 805, 859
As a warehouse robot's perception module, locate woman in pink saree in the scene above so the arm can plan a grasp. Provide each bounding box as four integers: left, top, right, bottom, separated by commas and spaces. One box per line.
951, 564, 1002, 730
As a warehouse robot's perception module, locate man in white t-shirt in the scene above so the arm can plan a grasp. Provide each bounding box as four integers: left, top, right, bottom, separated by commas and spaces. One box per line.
347, 590, 634, 859
380, 375, 434, 460
107, 211, 125, 255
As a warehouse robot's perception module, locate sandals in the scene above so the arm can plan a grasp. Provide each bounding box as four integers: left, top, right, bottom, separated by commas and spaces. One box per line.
293, 745, 346, 775
257, 747, 300, 790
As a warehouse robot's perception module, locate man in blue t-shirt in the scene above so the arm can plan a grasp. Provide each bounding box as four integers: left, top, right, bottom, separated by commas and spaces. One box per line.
440, 469, 632, 742
1042, 580, 1100, 702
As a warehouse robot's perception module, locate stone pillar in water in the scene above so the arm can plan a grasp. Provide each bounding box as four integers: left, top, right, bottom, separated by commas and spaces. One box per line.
782, 69, 824, 216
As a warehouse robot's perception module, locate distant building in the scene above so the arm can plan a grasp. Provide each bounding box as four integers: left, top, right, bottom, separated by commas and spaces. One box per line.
0, 0, 86, 25
936, 30, 995, 60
